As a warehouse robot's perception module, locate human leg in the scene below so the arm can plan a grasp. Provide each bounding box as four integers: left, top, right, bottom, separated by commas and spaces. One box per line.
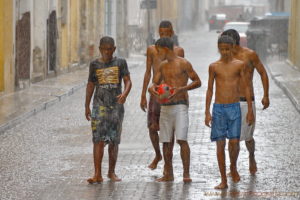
177, 140, 192, 182
107, 143, 121, 181
240, 101, 256, 174
148, 96, 162, 169
148, 128, 162, 169
246, 138, 257, 175
215, 140, 228, 189
87, 141, 105, 183
156, 142, 174, 182
228, 138, 240, 183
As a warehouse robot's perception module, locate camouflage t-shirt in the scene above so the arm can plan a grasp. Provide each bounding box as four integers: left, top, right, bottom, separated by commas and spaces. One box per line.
88, 57, 130, 106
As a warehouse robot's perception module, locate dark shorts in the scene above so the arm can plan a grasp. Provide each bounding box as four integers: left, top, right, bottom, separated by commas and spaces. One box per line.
211, 102, 241, 142
91, 104, 124, 144
147, 95, 161, 131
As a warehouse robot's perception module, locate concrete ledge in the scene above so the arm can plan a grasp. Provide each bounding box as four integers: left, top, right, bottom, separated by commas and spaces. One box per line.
266, 59, 300, 113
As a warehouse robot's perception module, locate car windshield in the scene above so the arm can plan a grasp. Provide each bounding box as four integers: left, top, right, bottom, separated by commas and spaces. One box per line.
223, 23, 249, 33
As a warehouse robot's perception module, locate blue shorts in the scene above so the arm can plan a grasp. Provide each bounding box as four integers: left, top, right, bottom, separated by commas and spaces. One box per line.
211, 102, 241, 141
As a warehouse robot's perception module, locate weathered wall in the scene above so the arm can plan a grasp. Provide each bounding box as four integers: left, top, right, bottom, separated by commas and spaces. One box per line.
0, 0, 14, 93
15, 0, 31, 89
32, 0, 48, 82
70, 0, 79, 65
288, 0, 300, 69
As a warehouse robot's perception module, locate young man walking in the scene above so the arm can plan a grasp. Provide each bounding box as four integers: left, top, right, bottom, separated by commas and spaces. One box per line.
205, 35, 254, 189
85, 36, 132, 183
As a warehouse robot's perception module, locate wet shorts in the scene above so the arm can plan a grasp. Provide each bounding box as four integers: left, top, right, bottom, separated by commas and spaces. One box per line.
211, 102, 241, 141
159, 104, 189, 143
91, 104, 124, 144
147, 95, 161, 131
240, 101, 256, 141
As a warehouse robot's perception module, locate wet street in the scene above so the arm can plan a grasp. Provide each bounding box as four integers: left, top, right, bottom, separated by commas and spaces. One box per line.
0, 28, 299, 200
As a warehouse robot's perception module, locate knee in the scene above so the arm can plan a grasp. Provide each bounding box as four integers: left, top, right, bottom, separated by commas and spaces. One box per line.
229, 139, 240, 145
177, 140, 188, 146
149, 125, 159, 132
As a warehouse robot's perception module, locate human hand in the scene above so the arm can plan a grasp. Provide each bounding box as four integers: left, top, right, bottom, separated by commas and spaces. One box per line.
117, 93, 127, 104
246, 110, 255, 125
140, 96, 147, 112
168, 87, 180, 100
205, 112, 212, 127
148, 85, 159, 97
261, 96, 269, 110
85, 107, 91, 121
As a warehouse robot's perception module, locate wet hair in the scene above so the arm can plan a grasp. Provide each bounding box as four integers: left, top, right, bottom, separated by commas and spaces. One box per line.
155, 37, 174, 50
159, 20, 173, 29
218, 35, 235, 45
221, 29, 240, 45
99, 36, 115, 47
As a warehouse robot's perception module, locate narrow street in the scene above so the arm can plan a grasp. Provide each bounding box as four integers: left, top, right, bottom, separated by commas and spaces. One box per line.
0, 28, 299, 200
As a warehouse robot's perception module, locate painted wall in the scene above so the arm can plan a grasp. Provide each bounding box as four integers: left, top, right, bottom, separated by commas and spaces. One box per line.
32, 0, 48, 82
60, 0, 70, 69
70, 0, 79, 64
0, 0, 14, 93
288, 0, 300, 69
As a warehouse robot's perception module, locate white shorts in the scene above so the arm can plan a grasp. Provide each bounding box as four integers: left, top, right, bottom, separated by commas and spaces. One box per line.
240, 101, 256, 141
159, 104, 189, 143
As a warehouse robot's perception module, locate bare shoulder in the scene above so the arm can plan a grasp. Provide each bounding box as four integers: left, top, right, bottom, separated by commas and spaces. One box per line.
147, 45, 157, 55
174, 46, 184, 51
209, 61, 219, 70
177, 56, 191, 66
241, 46, 258, 58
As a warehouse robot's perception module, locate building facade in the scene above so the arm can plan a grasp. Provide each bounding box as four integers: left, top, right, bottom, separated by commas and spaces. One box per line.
288, 0, 300, 70
0, 0, 130, 96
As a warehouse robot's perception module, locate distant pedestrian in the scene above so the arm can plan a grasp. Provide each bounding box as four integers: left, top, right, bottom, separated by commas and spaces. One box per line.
221, 29, 269, 175
148, 37, 201, 182
140, 20, 184, 170
85, 36, 132, 183
205, 35, 254, 189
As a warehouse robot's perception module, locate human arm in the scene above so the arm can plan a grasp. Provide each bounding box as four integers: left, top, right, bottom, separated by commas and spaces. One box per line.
148, 64, 162, 97
205, 64, 214, 127
251, 52, 269, 109
117, 75, 132, 104
85, 81, 95, 121
241, 63, 254, 125
169, 61, 201, 99
140, 47, 153, 112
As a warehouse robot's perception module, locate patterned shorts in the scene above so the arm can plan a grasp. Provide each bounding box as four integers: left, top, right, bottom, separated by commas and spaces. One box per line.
91, 104, 124, 144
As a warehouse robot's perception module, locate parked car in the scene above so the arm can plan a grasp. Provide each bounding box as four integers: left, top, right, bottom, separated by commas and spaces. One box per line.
208, 14, 229, 31
222, 21, 250, 47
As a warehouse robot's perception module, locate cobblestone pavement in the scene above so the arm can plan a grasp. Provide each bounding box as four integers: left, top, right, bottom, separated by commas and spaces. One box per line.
0, 28, 299, 200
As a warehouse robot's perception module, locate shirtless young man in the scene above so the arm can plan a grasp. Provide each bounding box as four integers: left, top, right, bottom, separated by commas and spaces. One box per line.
205, 35, 254, 189
221, 29, 269, 175
140, 20, 184, 170
149, 37, 201, 182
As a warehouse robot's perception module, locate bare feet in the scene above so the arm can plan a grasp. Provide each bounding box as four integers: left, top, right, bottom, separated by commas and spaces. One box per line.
230, 165, 240, 183
87, 176, 103, 184
107, 173, 122, 182
156, 175, 174, 182
183, 177, 192, 183
249, 157, 257, 175
214, 182, 228, 189
148, 155, 162, 170
231, 170, 240, 183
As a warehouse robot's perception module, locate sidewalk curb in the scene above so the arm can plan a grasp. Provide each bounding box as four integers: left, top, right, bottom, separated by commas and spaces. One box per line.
0, 58, 144, 134
0, 81, 87, 134
266, 61, 300, 113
